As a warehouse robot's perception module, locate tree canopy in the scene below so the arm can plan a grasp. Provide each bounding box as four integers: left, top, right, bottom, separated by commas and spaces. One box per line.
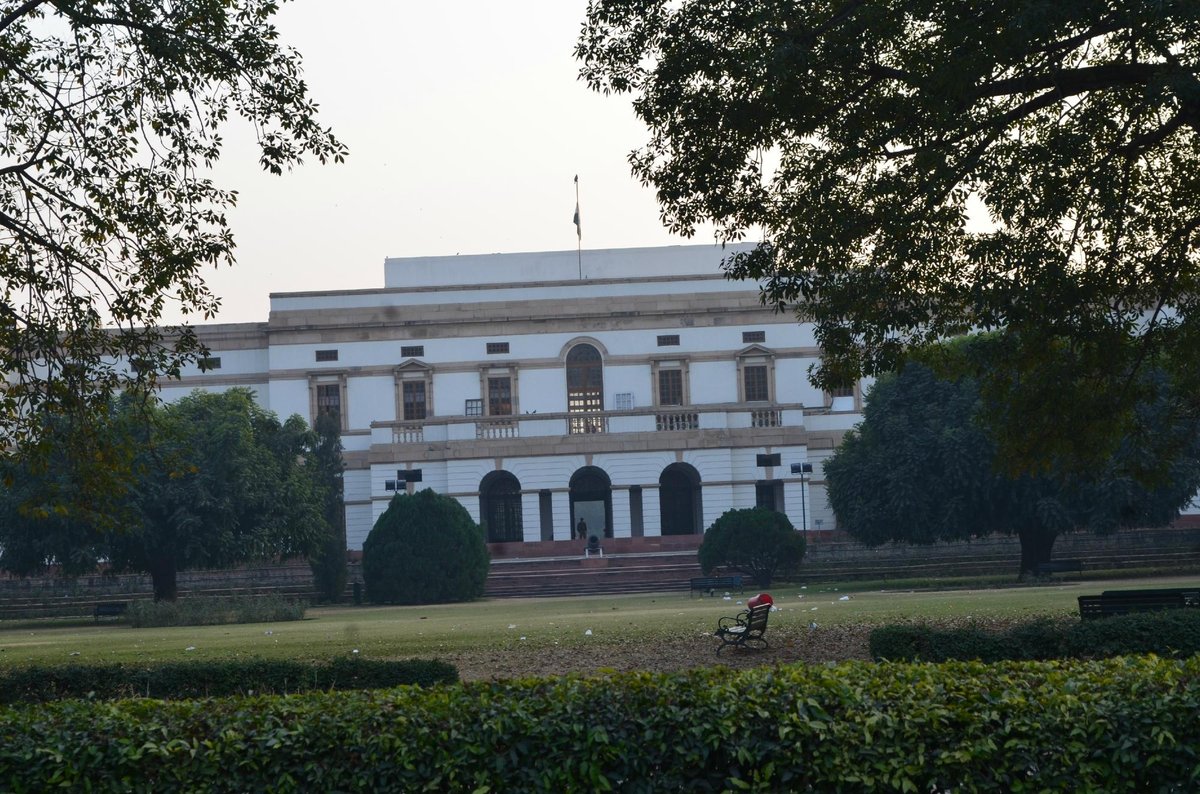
577, 0, 1200, 472
0, 1, 344, 486
824, 357, 1200, 575
0, 389, 329, 600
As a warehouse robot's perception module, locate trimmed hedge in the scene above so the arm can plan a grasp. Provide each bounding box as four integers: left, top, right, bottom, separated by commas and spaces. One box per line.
125, 595, 307, 628
1, 656, 1199, 791
0, 658, 457, 704
871, 609, 1200, 662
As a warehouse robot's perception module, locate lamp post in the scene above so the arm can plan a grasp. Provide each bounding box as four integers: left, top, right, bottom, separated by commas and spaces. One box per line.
790, 462, 813, 536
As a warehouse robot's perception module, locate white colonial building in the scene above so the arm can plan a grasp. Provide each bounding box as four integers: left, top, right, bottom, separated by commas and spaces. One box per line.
160, 244, 867, 550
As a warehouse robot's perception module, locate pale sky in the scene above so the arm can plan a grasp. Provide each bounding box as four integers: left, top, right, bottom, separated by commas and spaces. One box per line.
196, 0, 716, 325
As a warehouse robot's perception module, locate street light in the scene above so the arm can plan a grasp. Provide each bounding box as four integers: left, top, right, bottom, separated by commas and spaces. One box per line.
790, 462, 813, 535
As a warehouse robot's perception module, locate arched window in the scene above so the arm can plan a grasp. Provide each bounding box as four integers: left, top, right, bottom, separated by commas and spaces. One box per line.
566, 343, 604, 434
659, 463, 704, 535
480, 471, 523, 543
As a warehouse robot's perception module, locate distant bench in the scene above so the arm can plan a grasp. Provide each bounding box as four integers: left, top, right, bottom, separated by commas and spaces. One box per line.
690, 575, 744, 597
1078, 588, 1200, 620
1034, 559, 1083, 577
93, 602, 128, 622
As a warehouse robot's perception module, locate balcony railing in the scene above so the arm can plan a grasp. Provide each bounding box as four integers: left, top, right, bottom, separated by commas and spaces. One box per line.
751, 409, 781, 428
568, 413, 608, 435
655, 411, 699, 431
476, 418, 519, 439
375, 403, 805, 446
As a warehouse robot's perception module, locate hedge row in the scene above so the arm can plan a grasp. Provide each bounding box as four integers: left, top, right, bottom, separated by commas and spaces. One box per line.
0, 657, 457, 704
2, 656, 1199, 791
871, 609, 1200, 662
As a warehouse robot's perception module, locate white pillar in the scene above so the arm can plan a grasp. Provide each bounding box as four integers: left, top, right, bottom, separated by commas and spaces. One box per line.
521, 491, 541, 543
552, 490, 572, 541
611, 488, 631, 538
642, 485, 662, 537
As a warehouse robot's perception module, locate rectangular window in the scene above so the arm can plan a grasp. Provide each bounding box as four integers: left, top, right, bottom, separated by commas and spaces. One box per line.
742, 330, 765, 344
656, 334, 680, 347
315, 349, 338, 362
657, 369, 683, 406
486, 342, 510, 355
744, 365, 769, 402
464, 398, 483, 417
199, 356, 221, 371
613, 392, 634, 411
400, 345, 425, 358
316, 383, 341, 417
402, 381, 427, 421
487, 376, 513, 416
830, 383, 855, 398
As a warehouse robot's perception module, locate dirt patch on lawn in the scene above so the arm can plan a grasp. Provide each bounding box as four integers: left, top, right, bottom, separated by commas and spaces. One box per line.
445, 624, 874, 682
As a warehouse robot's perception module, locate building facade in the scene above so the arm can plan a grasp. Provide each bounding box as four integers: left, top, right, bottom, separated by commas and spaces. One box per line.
160, 244, 868, 550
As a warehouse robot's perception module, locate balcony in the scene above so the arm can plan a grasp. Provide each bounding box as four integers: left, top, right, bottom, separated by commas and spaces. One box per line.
374, 403, 805, 449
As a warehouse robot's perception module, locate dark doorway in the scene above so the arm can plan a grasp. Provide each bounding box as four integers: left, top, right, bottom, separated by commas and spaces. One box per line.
480, 471, 523, 543
570, 466, 613, 538
659, 463, 703, 535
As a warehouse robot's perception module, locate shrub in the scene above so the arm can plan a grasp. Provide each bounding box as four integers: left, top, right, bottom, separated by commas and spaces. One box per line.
870, 610, 1200, 662
125, 595, 306, 628
698, 507, 805, 586
0, 657, 458, 703
0, 657, 1198, 790
362, 489, 489, 604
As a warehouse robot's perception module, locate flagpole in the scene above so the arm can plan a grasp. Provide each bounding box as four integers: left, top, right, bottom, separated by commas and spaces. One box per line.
574, 175, 582, 279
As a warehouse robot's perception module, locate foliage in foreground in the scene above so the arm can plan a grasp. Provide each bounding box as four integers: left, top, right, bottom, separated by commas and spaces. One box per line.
363, 489, 490, 605
698, 507, 805, 586
871, 609, 1200, 663
1, 656, 1197, 791
125, 595, 307, 628
0, 658, 457, 705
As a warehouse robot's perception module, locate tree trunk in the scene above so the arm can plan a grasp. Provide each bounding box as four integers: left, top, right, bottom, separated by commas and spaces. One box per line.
149, 556, 178, 602
1017, 528, 1057, 578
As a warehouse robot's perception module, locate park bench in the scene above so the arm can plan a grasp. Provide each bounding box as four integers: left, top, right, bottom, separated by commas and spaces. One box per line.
1033, 559, 1083, 578
1078, 588, 1200, 620
714, 602, 772, 652
689, 575, 744, 597
93, 602, 128, 622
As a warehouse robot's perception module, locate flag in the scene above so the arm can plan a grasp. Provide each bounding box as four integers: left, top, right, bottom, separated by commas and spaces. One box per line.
573, 175, 581, 240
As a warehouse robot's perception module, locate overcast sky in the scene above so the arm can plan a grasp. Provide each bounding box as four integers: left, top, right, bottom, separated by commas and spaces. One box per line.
195, 0, 716, 325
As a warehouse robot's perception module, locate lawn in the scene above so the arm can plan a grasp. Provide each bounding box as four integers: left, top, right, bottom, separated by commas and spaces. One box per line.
1, 574, 1195, 680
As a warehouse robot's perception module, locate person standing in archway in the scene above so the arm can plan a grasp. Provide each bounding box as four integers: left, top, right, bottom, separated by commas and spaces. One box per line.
576, 517, 588, 541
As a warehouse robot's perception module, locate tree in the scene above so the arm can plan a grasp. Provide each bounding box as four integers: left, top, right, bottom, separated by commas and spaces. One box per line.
0, 1, 345, 500
577, 1, 1200, 473
308, 410, 347, 602
825, 359, 1200, 575
362, 489, 490, 605
698, 507, 805, 587
0, 389, 328, 600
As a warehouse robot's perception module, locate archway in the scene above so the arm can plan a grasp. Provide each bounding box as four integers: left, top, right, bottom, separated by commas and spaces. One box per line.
659, 462, 703, 535
480, 470, 523, 543
569, 465, 612, 539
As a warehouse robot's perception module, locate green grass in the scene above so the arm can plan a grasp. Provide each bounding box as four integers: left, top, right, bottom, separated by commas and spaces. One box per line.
1, 574, 1195, 667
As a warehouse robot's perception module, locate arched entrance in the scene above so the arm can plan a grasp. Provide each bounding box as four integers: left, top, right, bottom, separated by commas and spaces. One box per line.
659, 463, 703, 535
569, 466, 612, 539
480, 471, 523, 543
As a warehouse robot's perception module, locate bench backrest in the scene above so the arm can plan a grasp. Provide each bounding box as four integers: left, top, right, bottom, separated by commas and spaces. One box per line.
744, 603, 771, 633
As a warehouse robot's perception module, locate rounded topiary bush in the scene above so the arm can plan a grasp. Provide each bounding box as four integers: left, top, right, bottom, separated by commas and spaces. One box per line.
698, 507, 805, 587
362, 489, 490, 604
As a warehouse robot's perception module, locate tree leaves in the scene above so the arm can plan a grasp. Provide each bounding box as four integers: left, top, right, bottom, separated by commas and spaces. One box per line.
578, 0, 1200, 473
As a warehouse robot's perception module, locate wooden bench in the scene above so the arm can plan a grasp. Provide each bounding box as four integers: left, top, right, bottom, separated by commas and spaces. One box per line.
689, 575, 744, 597
714, 602, 772, 652
1034, 559, 1083, 577
1078, 588, 1199, 620
93, 602, 128, 622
